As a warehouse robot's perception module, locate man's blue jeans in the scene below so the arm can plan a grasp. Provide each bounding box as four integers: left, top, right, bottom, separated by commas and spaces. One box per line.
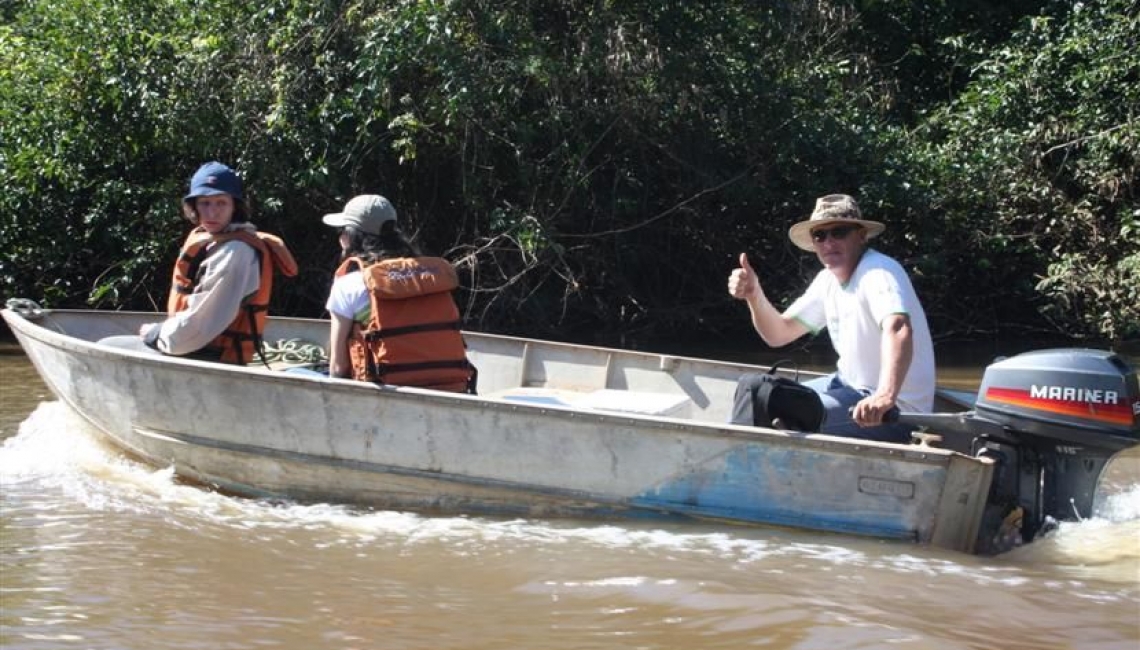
802, 373, 913, 443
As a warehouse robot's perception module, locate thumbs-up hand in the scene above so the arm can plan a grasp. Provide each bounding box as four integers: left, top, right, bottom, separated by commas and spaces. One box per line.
728, 252, 760, 301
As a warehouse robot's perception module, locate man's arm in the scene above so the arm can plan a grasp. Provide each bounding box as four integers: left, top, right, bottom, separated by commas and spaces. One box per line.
852, 313, 913, 426
727, 253, 808, 347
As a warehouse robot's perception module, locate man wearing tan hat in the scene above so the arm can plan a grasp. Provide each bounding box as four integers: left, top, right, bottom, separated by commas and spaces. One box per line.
727, 194, 935, 442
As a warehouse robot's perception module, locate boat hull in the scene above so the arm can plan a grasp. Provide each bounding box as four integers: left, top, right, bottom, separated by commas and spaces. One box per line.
3, 307, 993, 552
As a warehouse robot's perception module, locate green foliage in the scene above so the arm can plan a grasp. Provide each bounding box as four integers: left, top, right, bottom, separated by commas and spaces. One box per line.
1, 0, 181, 307
904, 0, 1139, 342
1, 0, 1135, 346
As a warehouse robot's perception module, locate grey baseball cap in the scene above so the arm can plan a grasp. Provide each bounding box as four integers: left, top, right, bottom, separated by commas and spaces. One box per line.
322, 195, 397, 235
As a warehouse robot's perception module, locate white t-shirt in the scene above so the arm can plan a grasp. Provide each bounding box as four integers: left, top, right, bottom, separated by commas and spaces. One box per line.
785, 248, 936, 413
325, 270, 371, 323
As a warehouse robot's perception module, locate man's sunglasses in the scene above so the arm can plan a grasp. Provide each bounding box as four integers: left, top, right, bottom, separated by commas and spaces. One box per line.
810, 224, 861, 243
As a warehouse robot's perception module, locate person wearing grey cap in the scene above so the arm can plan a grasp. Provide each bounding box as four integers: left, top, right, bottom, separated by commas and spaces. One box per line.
320, 195, 474, 391
322, 194, 419, 377
99, 162, 296, 363
726, 194, 935, 442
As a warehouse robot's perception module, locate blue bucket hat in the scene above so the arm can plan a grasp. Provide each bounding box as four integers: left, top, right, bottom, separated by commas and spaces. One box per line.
183, 161, 243, 203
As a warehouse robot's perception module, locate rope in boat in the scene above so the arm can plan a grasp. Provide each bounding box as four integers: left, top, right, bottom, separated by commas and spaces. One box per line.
5, 298, 44, 319
254, 338, 328, 367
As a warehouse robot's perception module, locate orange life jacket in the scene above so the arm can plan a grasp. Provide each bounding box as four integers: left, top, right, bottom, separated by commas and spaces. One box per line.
337, 256, 475, 393
168, 226, 298, 364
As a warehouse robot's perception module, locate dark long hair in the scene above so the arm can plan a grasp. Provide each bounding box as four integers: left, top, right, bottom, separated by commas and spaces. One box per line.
182, 196, 251, 224
342, 221, 422, 265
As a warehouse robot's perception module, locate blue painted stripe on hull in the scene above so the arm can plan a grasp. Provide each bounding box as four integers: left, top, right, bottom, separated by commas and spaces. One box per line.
627, 497, 918, 540
633, 443, 936, 540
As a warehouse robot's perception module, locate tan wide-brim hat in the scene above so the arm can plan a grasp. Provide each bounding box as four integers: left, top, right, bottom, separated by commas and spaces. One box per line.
788, 194, 885, 251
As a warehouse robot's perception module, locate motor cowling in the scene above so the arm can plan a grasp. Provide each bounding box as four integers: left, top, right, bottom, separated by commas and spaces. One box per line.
970, 349, 1139, 552
975, 348, 1140, 450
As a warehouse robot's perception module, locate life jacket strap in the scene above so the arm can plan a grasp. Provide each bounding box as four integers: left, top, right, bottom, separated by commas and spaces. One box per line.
465, 361, 478, 394
214, 303, 270, 366
362, 320, 460, 341
372, 358, 472, 376
366, 357, 476, 392
177, 247, 211, 290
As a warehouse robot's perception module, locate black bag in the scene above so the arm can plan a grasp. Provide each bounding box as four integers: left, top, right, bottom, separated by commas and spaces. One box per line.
730, 361, 825, 431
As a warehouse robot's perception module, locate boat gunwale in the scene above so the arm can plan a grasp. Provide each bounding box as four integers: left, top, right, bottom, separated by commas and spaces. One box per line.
3, 307, 971, 466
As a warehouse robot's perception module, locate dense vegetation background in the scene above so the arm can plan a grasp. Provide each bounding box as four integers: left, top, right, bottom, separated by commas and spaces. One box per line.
2, 0, 1137, 351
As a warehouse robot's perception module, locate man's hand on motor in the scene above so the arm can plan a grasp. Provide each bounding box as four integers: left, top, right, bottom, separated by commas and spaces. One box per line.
853, 393, 896, 427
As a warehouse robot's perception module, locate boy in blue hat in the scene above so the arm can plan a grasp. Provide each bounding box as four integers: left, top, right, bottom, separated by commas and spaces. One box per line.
100, 162, 295, 363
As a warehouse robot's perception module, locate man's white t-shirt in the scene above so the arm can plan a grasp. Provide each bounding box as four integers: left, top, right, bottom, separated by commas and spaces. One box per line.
785, 248, 936, 413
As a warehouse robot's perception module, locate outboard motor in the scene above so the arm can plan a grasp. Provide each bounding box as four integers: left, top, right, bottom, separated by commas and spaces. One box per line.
898, 349, 1140, 554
